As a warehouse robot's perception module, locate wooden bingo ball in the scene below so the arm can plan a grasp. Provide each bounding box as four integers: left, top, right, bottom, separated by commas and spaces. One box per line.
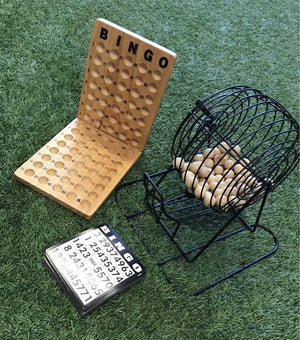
213, 147, 221, 156
214, 174, 224, 183
203, 191, 216, 208
224, 178, 235, 187
244, 175, 257, 187
193, 153, 204, 162
233, 163, 244, 174
214, 187, 224, 197
204, 158, 214, 168
213, 153, 228, 166
188, 161, 203, 174
194, 184, 207, 199
214, 165, 224, 175
172, 157, 185, 171
235, 174, 246, 184
198, 179, 210, 191
198, 166, 211, 178
181, 162, 189, 173
218, 181, 227, 189
206, 174, 217, 184
228, 195, 239, 207
229, 145, 241, 157
181, 170, 196, 189
209, 181, 219, 192
224, 169, 235, 179
240, 158, 251, 166
215, 194, 228, 209
203, 148, 215, 159
219, 141, 230, 154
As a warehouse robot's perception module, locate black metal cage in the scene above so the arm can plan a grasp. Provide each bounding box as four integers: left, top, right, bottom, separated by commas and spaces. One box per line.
116, 85, 299, 295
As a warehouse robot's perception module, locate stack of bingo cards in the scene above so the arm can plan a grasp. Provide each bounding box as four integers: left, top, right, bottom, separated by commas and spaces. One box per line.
14, 18, 177, 219
43, 223, 146, 316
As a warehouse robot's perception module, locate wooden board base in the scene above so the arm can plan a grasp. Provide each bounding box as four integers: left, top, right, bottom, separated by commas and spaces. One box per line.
15, 118, 141, 219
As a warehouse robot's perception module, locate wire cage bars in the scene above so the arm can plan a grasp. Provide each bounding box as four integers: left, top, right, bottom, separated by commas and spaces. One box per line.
172, 85, 299, 209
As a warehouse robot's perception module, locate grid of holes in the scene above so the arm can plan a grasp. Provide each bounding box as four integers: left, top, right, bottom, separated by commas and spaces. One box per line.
21, 120, 132, 213
79, 40, 164, 149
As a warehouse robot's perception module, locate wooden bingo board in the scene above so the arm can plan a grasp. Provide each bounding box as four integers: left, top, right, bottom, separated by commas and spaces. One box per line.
14, 18, 177, 219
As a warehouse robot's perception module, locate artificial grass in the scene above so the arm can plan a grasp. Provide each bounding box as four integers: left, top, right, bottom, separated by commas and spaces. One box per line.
1, 0, 299, 339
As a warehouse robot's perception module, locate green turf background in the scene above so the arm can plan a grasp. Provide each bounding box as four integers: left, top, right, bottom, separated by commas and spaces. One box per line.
1, 0, 299, 339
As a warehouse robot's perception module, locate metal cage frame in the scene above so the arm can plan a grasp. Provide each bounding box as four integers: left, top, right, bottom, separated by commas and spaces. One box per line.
116, 85, 299, 295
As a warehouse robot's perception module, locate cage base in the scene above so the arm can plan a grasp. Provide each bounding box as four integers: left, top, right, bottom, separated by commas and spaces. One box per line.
156, 222, 278, 295
115, 170, 279, 296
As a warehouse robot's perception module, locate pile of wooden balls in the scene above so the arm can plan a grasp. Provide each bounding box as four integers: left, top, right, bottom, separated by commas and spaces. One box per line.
172, 142, 265, 211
